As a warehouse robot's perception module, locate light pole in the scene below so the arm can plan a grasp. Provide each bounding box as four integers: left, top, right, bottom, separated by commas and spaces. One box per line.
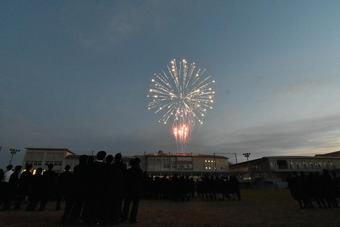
144, 151, 148, 173
9, 148, 20, 165
243, 152, 251, 161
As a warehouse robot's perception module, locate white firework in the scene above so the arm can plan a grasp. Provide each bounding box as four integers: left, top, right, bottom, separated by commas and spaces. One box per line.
147, 58, 215, 146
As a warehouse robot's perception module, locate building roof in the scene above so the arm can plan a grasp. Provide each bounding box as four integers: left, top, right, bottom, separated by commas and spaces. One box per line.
144, 151, 228, 159
25, 147, 75, 155
315, 151, 340, 157
230, 155, 340, 168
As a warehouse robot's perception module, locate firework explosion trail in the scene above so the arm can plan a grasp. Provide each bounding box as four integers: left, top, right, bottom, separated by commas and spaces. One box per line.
147, 58, 215, 152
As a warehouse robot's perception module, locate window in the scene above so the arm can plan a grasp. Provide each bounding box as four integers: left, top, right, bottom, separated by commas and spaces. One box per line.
276, 160, 288, 169
33, 161, 42, 166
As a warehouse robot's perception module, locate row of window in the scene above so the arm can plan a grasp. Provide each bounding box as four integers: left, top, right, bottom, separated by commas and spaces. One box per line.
271, 160, 337, 170
25, 161, 42, 166
25, 161, 63, 166
46, 161, 62, 166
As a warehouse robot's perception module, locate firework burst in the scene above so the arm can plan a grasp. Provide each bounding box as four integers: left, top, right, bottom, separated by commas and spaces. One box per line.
147, 58, 215, 150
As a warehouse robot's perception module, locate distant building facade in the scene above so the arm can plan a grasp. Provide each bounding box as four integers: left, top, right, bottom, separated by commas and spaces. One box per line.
23, 148, 75, 172
22, 148, 229, 175
139, 151, 229, 176
230, 156, 340, 188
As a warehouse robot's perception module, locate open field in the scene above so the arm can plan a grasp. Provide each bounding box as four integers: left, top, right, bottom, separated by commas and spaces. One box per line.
0, 189, 339, 227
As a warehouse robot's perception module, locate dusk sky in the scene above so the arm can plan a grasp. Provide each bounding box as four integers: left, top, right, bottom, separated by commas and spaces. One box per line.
2, 0, 340, 167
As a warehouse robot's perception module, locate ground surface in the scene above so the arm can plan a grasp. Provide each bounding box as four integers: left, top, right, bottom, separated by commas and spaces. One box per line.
0, 189, 339, 227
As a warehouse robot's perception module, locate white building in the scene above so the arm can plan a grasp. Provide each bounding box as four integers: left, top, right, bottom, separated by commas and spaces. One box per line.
230, 156, 340, 188
139, 151, 229, 176
22, 148, 230, 175
23, 148, 75, 172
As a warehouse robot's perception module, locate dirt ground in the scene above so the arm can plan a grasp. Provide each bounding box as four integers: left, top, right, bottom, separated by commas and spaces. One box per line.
0, 189, 339, 227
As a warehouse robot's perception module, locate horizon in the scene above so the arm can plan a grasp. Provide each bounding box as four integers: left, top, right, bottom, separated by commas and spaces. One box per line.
0, 146, 337, 168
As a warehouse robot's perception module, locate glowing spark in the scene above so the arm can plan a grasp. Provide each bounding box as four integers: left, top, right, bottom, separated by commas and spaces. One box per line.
147, 58, 216, 148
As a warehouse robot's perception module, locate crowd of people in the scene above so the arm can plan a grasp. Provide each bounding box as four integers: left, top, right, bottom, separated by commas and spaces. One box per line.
0, 151, 241, 225
287, 170, 340, 209
4, 151, 340, 223
143, 175, 241, 201
0, 151, 143, 225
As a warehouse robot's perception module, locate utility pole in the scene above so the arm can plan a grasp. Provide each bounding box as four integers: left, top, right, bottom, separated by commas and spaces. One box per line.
233, 153, 238, 164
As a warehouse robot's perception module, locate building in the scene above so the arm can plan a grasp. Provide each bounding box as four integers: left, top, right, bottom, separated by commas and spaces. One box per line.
230, 156, 340, 188
315, 150, 340, 157
22, 148, 229, 175
23, 148, 75, 172
139, 151, 229, 176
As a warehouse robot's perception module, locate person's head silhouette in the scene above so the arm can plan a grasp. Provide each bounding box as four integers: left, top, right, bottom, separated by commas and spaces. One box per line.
106, 155, 113, 164
115, 153, 122, 162
79, 155, 88, 165
14, 165, 22, 172
25, 164, 33, 171
47, 164, 54, 171
36, 168, 43, 175
96, 150, 107, 161
64, 165, 71, 171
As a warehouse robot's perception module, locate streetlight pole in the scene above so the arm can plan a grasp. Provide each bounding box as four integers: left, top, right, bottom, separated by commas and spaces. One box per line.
243, 152, 251, 161
9, 148, 20, 165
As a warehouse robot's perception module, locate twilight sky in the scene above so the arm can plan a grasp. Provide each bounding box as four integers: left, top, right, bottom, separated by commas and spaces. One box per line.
2, 0, 340, 166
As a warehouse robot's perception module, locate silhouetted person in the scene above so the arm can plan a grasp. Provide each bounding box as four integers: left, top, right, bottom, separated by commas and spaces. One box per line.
3, 165, 13, 183
39, 164, 56, 210
296, 172, 309, 208
322, 170, 337, 208
15, 164, 33, 210
122, 158, 143, 223
26, 168, 44, 211
104, 155, 115, 223
0, 169, 4, 207
330, 171, 339, 208
56, 165, 73, 210
0, 169, 3, 181
112, 153, 127, 223
88, 151, 107, 225
62, 155, 87, 224
287, 173, 304, 208
2, 165, 14, 210
80, 155, 96, 223
3, 165, 22, 210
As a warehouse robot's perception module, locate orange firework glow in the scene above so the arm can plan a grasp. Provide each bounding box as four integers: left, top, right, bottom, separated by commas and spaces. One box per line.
172, 124, 190, 144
